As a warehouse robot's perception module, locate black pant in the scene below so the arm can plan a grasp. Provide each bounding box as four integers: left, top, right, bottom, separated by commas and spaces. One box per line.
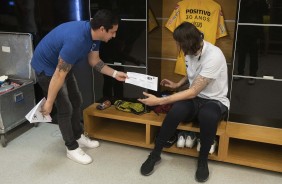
36, 70, 83, 150
237, 32, 259, 77
237, 41, 258, 77
153, 97, 227, 160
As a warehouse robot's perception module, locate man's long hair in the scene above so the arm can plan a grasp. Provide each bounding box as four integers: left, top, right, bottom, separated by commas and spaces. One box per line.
173, 22, 203, 55
90, 9, 119, 32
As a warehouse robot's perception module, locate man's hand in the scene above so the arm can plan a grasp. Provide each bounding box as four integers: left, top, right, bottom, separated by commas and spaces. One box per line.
115, 71, 128, 81
138, 92, 161, 106
41, 100, 53, 116
160, 79, 179, 89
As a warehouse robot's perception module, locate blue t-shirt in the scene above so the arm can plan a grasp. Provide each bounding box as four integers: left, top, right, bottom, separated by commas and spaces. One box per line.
31, 21, 100, 76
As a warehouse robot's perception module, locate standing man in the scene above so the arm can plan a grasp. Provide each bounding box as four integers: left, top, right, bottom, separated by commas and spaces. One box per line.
31, 9, 127, 165
138, 22, 229, 182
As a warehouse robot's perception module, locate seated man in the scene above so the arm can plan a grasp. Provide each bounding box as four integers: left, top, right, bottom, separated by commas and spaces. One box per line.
138, 22, 229, 182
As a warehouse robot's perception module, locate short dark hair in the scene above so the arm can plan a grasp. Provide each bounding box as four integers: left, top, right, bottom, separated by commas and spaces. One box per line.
173, 22, 203, 55
90, 9, 119, 32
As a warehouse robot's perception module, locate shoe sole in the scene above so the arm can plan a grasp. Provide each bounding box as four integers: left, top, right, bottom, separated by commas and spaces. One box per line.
196, 142, 217, 154
177, 143, 185, 148
195, 173, 209, 183
78, 143, 100, 148
67, 153, 92, 165
141, 159, 161, 176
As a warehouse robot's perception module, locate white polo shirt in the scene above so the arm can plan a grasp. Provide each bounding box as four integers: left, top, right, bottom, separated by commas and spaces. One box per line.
185, 40, 230, 109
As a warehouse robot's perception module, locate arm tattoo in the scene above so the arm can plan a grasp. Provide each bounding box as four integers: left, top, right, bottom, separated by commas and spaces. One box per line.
57, 58, 72, 72
94, 60, 105, 72
190, 75, 212, 95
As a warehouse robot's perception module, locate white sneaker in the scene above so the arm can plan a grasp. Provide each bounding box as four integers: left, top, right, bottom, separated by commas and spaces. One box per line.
209, 140, 218, 154
77, 134, 99, 148
185, 132, 196, 148
177, 135, 185, 148
196, 139, 217, 154
66, 147, 92, 164
196, 138, 201, 152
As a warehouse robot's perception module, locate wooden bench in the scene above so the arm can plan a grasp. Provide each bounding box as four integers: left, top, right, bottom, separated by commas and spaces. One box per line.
83, 103, 227, 161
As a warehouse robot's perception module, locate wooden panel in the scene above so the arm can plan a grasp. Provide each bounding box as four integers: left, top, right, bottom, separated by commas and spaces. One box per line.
217, 21, 236, 63
84, 102, 225, 161
162, 0, 179, 18
162, 24, 178, 58
84, 103, 226, 134
84, 103, 166, 125
216, 38, 234, 63
226, 122, 282, 145
217, 133, 229, 161
161, 59, 183, 85
86, 118, 147, 147
215, 0, 238, 20
146, 124, 151, 145
84, 115, 98, 135
147, 58, 162, 81
148, 19, 163, 57
84, 103, 282, 172
225, 22, 236, 40
149, 126, 160, 144
219, 22, 236, 64
149, 0, 163, 17
226, 139, 282, 172
177, 121, 226, 135
163, 144, 219, 160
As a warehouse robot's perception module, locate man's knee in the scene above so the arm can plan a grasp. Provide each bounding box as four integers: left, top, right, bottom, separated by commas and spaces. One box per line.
198, 102, 222, 124
56, 101, 73, 117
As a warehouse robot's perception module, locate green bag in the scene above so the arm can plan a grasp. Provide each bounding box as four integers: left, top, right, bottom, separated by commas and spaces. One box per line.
114, 100, 145, 115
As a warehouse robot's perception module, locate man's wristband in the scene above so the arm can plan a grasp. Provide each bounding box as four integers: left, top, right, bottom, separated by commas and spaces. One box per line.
112, 70, 118, 78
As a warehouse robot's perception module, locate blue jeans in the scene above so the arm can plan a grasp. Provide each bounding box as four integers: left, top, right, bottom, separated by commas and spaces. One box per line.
36, 70, 83, 150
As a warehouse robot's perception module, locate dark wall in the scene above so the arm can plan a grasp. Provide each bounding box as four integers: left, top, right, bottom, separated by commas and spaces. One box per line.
229, 0, 282, 128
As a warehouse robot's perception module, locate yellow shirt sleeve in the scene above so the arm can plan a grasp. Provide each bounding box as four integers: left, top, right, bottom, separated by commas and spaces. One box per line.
216, 9, 228, 39
148, 8, 158, 32
174, 51, 186, 76
165, 4, 182, 32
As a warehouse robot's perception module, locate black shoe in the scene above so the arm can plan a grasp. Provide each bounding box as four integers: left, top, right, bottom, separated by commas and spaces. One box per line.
164, 134, 178, 148
195, 159, 209, 182
140, 153, 161, 176
155, 132, 178, 148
